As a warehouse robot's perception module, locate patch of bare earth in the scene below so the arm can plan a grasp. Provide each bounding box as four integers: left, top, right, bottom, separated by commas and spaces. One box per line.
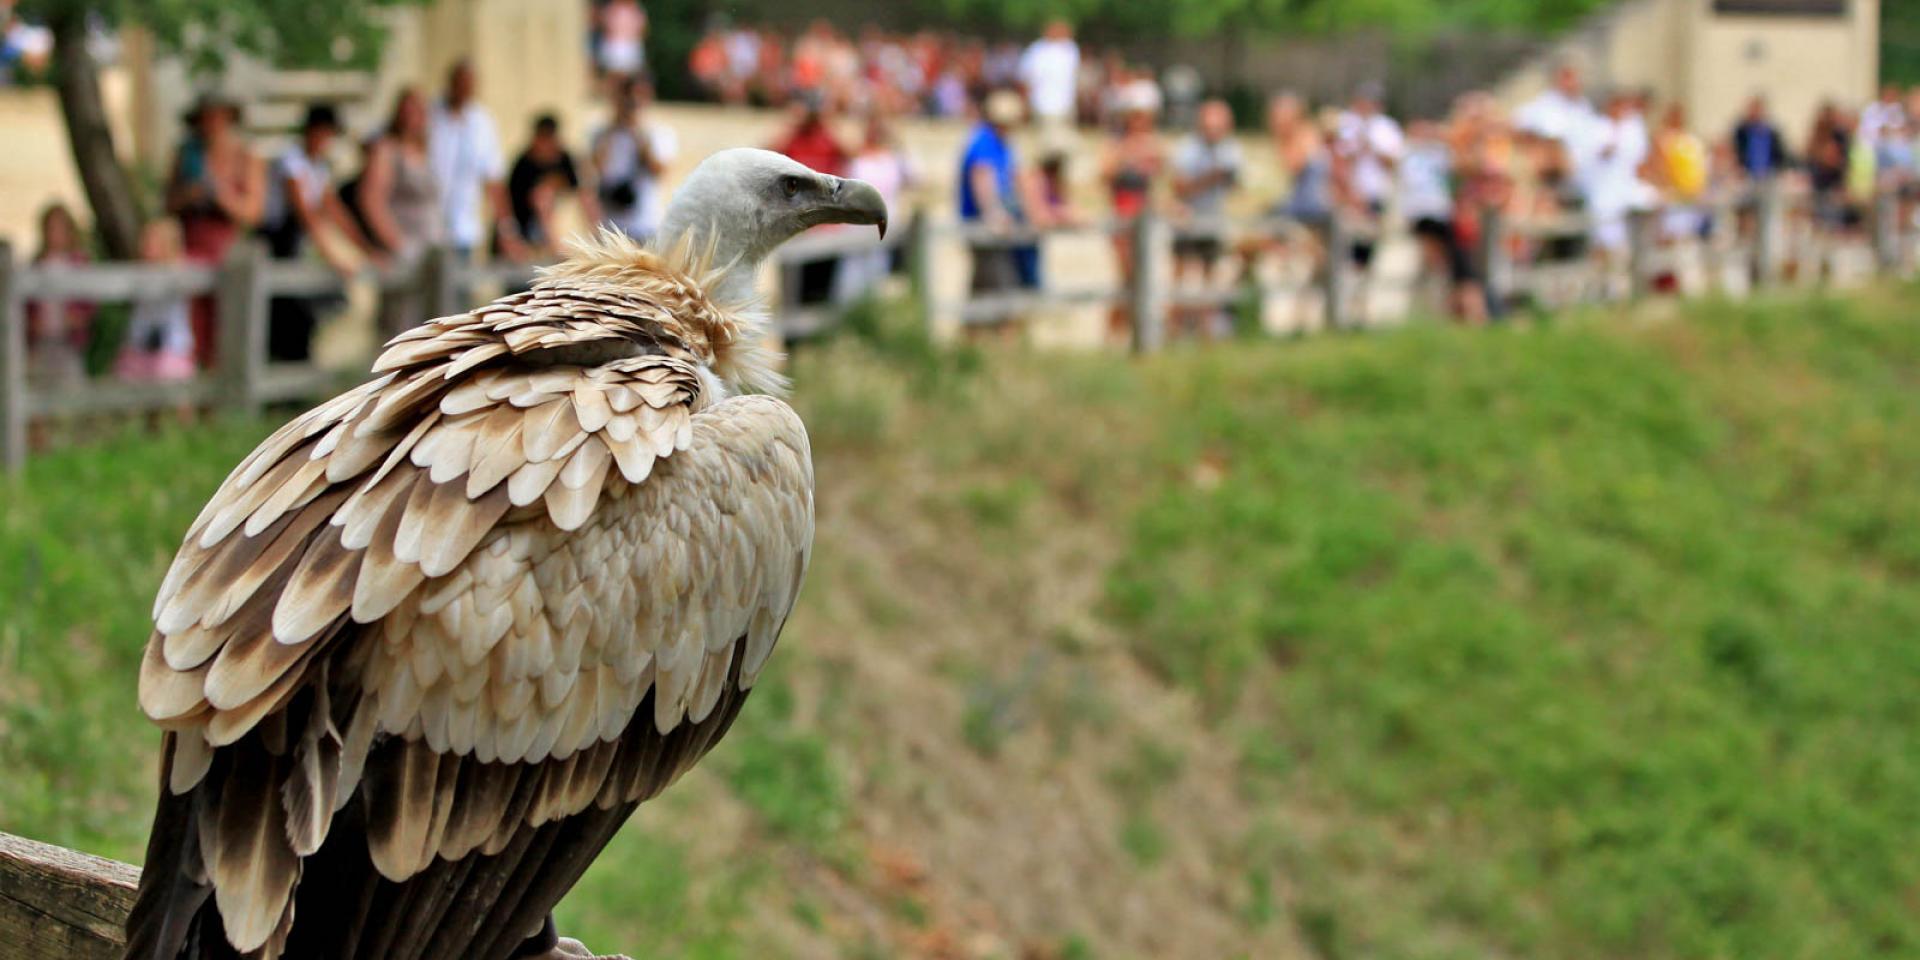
615, 353, 1312, 959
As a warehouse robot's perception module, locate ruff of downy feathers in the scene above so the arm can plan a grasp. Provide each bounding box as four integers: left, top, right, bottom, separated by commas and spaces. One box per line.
375, 226, 785, 397
544, 226, 786, 396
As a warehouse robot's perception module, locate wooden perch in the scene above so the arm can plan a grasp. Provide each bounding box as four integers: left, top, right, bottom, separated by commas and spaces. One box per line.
0, 831, 138, 960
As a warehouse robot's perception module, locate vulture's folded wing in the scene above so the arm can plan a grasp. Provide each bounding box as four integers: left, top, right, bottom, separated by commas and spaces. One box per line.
129, 334, 813, 958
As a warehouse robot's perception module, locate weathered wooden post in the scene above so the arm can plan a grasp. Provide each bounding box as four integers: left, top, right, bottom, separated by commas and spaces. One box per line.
417, 245, 464, 320
1627, 208, 1659, 300
0, 832, 139, 960
1873, 185, 1902, 274
0, 243, 24, 472
1129, 211, 1168, 354
1323, 213, 1352, 332
1477, 204, 1510, 319
906, 209, 938, 335
1754, 178, 1783, 288
216, 240, 267, 418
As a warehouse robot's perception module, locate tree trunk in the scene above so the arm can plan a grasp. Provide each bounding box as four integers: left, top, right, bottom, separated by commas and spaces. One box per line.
49, 10, 141, 260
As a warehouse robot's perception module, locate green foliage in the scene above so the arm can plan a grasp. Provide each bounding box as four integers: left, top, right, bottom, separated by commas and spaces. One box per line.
712, 672, 848, 848
0, 416, 275, 858
1117, 811, 1167, 866
555, 820, 757, 960
928, 0, 1611, 39
1109, 290, 1920, 958
1885, 0, 1920, 86
18, 0, 426, 71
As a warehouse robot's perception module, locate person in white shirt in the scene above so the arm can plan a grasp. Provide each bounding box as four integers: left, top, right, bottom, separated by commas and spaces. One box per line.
1860, 84, 1907, 147
428, 60, 526, 260
1335, 85, 1403, 212
1581, 91, 1655, 258
1517, 63, 1599, 145
1018, 19, 1080, 138
591, 76, 678, 243
261, 103, 380, 361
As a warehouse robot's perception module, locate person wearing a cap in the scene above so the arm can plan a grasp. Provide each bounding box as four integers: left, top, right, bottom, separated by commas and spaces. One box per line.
166, 93, 265, 369
959, 89, 1041, 295
260, 103, 382, 362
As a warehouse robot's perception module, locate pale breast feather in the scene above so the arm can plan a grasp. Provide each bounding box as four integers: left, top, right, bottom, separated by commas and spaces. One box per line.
139, 346, 814, 803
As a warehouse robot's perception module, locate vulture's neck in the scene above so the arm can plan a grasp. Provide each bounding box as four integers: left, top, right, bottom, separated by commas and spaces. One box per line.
657, 201, 772, 307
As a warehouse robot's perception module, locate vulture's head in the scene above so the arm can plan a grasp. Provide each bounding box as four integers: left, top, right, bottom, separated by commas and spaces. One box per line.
660, 148, 889, 273
544, 150, 891, 398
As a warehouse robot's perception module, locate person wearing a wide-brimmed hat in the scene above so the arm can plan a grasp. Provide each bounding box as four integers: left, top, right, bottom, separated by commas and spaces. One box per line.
166, 92, 265, 369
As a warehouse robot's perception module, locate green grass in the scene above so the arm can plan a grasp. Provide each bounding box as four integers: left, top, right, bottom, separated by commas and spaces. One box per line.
0, 415, 276, 856
3, 288, 1918, 958
1109, 293, 1920, 958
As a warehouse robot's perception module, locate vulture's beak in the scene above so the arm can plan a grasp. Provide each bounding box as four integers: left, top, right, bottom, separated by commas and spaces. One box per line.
828, 177, 890, 240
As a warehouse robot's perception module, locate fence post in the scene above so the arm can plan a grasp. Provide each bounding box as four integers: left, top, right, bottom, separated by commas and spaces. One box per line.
1129, 211, 1167, 354
417, 246, 463, 320
1477, 204, 1510, 319
1627, 208, 1659, 300
1754, 177, 1783, 288
1873, 185, 1902, 274
216, 241, 266, 418
1323, 213, 1352, 332
906, 210, 938, 335
0, 243, 23, 472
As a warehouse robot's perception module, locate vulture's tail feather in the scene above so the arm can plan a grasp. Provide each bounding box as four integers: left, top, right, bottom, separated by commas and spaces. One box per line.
126, 642, 753, 960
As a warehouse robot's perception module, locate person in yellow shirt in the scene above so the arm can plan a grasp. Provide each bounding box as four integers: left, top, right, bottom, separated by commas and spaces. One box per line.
1651, 103, 1709, 240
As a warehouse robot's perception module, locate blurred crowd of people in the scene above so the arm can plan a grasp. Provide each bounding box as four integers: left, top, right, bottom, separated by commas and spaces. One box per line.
26, 4, 1920, 380
952, 35, 1920, 337
26, 60, 679, 386
686, 17, 1172, 128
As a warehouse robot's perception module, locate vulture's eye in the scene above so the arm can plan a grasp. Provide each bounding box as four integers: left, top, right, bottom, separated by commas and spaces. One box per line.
780, 175, 805, 199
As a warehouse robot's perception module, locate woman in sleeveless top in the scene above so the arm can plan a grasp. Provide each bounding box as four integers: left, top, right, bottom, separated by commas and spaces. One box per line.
166, 95, 265, 369
1102, 88, 1165, 342
359, 89, 443, 338
1269, 93, 1333, 226
361, 88, 442, 259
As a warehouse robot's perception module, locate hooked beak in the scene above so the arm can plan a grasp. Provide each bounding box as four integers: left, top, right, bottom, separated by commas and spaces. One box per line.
827, 177, 890, 239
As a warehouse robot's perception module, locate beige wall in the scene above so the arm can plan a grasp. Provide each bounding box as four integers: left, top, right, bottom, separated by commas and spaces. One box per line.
376, 0, 594, 160
1498, 0, 1878, 139
125, 0, 593, 172
1682, 0, 1880, 136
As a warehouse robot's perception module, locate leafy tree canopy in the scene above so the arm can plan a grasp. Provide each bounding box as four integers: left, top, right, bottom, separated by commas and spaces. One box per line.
16, 0, 425, 72
934, 0, 1617, 38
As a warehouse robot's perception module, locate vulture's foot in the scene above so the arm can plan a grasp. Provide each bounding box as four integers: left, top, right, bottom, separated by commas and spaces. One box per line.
542, 937, 634, 960
512, 915, 633, 960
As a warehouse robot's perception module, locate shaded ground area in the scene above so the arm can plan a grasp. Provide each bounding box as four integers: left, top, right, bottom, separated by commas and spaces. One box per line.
4, 288, 1919, 958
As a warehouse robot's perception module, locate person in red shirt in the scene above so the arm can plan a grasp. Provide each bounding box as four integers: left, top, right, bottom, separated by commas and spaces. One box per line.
769, 96, 849, 175
768, 97, 853, 303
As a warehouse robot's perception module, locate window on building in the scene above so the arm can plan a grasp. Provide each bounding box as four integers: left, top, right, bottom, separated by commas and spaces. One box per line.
1713, 0, 1847, 15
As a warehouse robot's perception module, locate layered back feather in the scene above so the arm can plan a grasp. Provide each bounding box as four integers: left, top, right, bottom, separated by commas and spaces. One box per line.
124, 231, 814, 960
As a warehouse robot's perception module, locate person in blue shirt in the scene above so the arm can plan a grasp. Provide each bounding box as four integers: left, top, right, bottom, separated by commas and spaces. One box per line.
959, 89, 1041, 292
1731, 95, 1789, 181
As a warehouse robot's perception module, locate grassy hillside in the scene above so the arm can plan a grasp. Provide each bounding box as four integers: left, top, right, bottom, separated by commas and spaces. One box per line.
3, 288, 1918, 959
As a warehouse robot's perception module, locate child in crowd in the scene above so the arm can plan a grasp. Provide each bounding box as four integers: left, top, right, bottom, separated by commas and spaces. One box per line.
27, 202, 94, 386
116, 218, 197, 384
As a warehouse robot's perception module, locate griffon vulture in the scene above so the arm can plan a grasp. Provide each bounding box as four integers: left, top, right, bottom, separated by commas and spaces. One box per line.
122, 149, 888, 960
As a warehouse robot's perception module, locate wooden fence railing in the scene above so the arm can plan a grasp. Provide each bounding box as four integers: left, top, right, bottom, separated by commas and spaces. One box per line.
0, 242, 544, 471
0, 831, 138, 960
897, 179, 1916, 348
5, 181, 1914, 471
